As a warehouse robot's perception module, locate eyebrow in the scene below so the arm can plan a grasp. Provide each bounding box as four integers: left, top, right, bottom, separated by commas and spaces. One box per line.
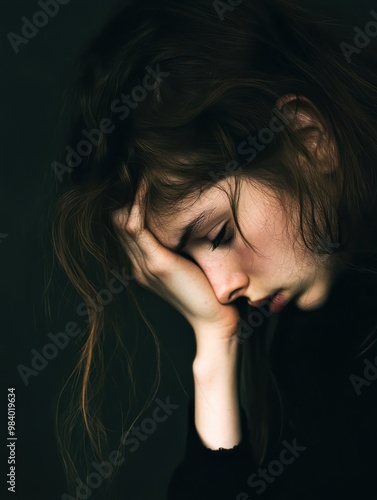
172, 207, 217, 252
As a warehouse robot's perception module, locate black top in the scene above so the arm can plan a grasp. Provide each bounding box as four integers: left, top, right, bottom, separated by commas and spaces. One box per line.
167, 255, 377, 499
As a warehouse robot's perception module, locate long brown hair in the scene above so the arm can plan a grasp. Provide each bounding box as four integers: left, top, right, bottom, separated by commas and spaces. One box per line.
49, 0, 377, 492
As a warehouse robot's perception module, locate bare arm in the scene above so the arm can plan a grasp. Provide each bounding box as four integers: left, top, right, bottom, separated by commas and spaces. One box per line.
192, 332, 241, 450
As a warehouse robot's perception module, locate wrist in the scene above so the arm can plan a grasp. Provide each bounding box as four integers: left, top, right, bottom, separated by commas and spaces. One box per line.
192, 341, 241, 449
192, 338, 239, 380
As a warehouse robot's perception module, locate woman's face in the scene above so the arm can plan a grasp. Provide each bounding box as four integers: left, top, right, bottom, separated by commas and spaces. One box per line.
147, 177, 338, 311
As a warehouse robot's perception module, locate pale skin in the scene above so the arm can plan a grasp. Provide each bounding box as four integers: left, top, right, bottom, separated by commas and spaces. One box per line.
111, 177, 338, 449
111, 96, 341, 449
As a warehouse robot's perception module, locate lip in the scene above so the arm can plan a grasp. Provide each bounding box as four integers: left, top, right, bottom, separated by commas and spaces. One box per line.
270, 291, 288, 313
247, 289, 287, 310
247, 293, 275, 307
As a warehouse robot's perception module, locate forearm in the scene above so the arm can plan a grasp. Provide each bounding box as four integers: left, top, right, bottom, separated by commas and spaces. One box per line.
192, 334, 241, 450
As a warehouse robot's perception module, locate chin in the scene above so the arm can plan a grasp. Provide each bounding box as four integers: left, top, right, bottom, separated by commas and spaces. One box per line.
294, 285, 331, 311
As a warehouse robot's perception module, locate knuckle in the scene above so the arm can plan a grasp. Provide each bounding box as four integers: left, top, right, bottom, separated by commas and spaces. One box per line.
111, 209, 129, 233
125, 220, 139, 235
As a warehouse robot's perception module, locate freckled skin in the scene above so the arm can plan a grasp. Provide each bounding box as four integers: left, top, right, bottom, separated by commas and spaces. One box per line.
148, 177, 338, 311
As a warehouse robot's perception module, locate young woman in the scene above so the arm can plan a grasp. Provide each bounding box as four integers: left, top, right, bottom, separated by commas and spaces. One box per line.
51, 0, 377, 498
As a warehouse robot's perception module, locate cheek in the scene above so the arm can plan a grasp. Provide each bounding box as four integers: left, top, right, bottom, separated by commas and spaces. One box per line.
189, 243, 240, 274
237, 211, 298, 275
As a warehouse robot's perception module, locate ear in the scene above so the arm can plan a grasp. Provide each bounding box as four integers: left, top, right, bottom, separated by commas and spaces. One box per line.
276, 94, 338, 174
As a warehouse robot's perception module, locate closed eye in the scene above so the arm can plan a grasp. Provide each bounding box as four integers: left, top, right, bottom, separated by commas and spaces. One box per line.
209, 222, 234, 251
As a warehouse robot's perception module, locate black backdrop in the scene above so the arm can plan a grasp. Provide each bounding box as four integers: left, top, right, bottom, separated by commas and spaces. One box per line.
1, 1, 375, 499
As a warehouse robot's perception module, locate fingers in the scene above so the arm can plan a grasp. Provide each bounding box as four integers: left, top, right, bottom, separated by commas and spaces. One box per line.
111, 178, 172, 287
124, 177, 148, 236
112, 178, 148, 241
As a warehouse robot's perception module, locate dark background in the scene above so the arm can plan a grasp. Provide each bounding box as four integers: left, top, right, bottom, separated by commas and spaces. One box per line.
1, 1, 375, 499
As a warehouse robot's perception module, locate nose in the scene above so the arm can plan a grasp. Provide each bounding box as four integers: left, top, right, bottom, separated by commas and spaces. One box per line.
203, 265, 250, 304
